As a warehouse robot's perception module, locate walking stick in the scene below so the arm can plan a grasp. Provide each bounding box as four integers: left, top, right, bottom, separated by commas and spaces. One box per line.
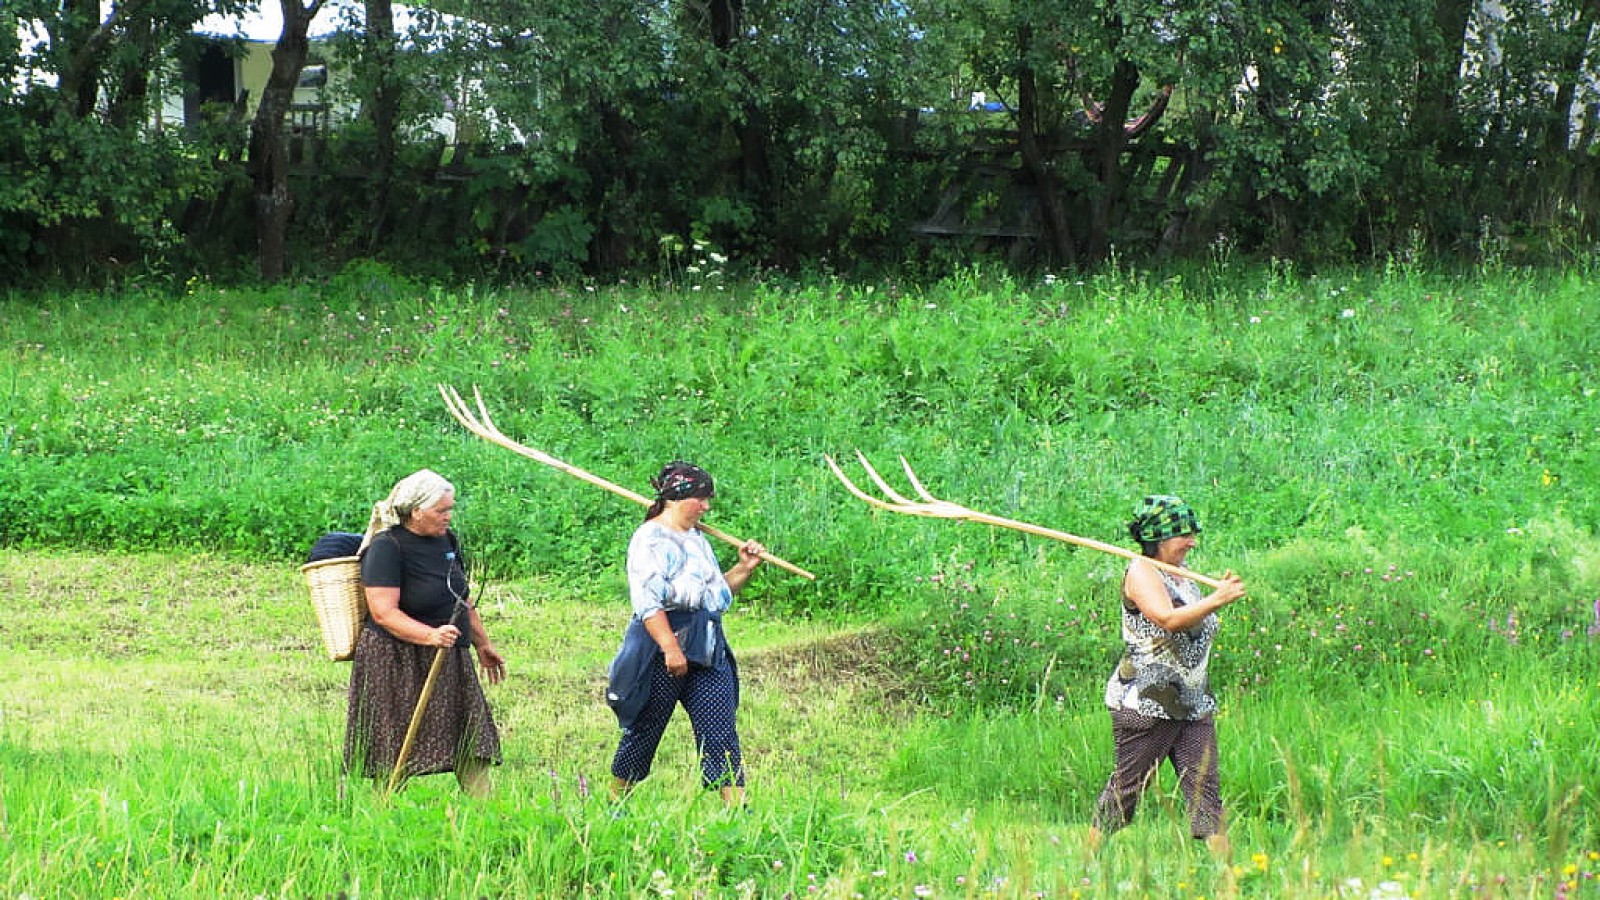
386, 593, 470, 793
387, 645, 449, 793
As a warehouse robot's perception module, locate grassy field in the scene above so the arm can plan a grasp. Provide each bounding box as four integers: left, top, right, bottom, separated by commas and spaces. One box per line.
3, 549, 1596, 898
3, 261, 1599, 897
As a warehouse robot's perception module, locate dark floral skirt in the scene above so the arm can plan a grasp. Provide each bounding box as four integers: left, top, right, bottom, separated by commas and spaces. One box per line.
344, 625, 502, 780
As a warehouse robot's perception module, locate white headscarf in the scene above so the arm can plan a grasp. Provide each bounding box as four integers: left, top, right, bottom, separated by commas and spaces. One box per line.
360, 469, 454, 549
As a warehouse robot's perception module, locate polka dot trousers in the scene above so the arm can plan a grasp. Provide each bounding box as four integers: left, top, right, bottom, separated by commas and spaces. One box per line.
611, 654, 743, 789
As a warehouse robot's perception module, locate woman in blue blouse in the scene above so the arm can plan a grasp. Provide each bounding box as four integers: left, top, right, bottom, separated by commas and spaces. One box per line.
607, 461, 765, 807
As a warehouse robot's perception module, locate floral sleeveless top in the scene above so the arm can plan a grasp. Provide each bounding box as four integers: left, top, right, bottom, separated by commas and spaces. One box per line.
1103, 568, 1218, 720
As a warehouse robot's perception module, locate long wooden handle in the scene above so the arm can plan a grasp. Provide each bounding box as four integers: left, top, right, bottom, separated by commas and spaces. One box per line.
825, 453, 1225, 589
963, 510, 1225, 589
439, 385, 816, 581
387, 646, 448, 793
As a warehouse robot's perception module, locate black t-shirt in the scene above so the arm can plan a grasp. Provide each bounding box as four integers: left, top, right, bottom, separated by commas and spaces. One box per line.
361, 526, 470, 646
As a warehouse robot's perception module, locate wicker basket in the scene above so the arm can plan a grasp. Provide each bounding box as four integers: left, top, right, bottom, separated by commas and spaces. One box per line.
301, 555, 366, 661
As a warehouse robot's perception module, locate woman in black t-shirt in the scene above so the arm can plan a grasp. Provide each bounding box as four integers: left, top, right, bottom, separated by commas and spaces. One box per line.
345, 469, 506, 796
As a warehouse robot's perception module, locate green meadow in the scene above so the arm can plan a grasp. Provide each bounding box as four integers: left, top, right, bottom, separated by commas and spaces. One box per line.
3, 261, 1598, 898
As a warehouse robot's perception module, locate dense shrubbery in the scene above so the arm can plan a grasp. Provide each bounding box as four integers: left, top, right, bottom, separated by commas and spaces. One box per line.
888, 535, 1600, 714
3, 264, 1596, 630
8, 1, 1600, 283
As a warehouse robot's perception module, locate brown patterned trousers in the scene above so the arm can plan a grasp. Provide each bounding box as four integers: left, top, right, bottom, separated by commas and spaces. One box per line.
1092, 707, 1223, 839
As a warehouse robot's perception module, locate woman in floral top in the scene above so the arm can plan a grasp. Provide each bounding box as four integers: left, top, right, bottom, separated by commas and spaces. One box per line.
1089, 495, 1246, 860
608, 461, 765, 807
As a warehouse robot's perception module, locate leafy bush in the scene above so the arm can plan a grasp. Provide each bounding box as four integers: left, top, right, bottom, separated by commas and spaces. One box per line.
2, 265, 1596, 625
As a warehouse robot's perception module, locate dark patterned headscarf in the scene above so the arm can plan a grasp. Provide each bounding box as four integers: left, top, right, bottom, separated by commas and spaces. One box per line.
651, 461, 715, 502
1128, 494, 1202, 544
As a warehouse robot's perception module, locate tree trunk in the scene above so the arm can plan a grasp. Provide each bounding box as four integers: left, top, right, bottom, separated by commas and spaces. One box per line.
363, 0, 400, 252
104, 16, 155, 129
54, 0, 145, 120
1544, 0, 1600, 156
1015, 24, 1076, 267
697, 0, 772, 237
1412, 0, 1473, 158
248, 0, 323, 282
590, 100, 640, 271
705, 0, 740, 49
1530, 0, 1600, 225
1086, 58, 1139, 262
1158, 109, 1219, 257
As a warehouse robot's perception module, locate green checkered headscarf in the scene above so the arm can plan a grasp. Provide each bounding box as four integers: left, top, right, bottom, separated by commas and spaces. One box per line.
1127, 494, 1202, 544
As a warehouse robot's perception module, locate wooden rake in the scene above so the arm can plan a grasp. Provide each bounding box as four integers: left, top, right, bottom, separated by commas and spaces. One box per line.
439, 384, 816, 581
825, 451, 1224, 588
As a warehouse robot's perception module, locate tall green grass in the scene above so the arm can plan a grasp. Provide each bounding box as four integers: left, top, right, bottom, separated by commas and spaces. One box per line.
3, 550, 1596, 898
4, 263, 1599, 896
5, 264, 1595, 600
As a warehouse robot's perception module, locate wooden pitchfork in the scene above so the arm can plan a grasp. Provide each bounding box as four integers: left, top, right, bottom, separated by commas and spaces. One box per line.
825, 451, 1224, 588
439, 384, 816, 581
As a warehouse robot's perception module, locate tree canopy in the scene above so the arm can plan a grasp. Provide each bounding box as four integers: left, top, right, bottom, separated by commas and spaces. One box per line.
3, 0, 1596, 283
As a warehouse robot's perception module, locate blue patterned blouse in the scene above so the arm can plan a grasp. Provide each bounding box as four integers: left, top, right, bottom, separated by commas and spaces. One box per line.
626, 520, 734, 621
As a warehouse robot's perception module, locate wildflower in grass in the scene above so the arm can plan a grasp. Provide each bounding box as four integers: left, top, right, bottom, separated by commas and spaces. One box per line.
905, 850, 919, 864
1487, 609, 1521, 644
1252, 852, 1268, 872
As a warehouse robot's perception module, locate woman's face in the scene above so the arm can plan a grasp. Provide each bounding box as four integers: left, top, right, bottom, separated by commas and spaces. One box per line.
407, 491, 455, 537
671, 494, 712, 526
1156, 532, 1197, 565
